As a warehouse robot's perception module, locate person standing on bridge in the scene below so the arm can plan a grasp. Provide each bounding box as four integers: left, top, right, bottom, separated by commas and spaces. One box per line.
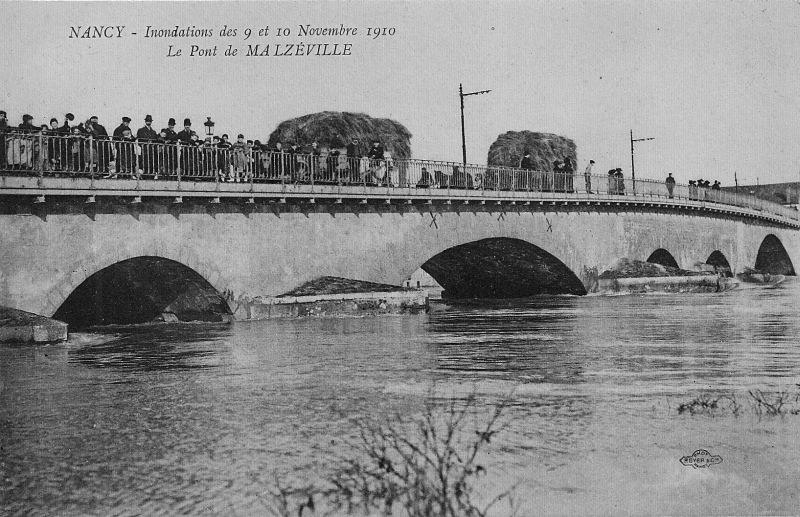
368, 140, 384, 164
326, 145, 341, 183
608, 169, 617, 194
59, 113, 75, 135
563, 156, 575, 193
584, 160, 594, 193
231, 134, 248, 182
520, 150, 533, 170
116, 127, 138, 178
176, 119, 195, 176
46, 118, 62, 171
615, 168, 625, 195
665, 173, 676, 198
87, 116, 110, 176
346, 138, 360, 183
137, 115, 159, 179
113, 116, 131, 139
112, 116, 132, 177
160, 118, 179, 176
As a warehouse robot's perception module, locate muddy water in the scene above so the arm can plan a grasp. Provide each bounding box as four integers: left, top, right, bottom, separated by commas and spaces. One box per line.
2, 281, 799, 515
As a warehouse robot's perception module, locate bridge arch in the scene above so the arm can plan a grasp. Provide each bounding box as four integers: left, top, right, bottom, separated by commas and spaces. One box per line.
418, 237, 586, 299
52, 256, 231, 328
706, 250, 732, 276
755, 234, 796, 275
35, 231, 233, 319
646, 248, 679, 269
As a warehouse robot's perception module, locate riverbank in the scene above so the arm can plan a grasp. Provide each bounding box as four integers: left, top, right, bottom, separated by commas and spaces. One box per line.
0, 306, 67, 343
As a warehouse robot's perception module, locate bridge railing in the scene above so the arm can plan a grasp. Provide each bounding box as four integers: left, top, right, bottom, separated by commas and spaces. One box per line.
1, 129, 798, 221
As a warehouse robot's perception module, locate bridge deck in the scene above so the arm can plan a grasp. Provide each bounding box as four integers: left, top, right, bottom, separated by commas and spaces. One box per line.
2, 174, 797, 228
1, 132, 797, 227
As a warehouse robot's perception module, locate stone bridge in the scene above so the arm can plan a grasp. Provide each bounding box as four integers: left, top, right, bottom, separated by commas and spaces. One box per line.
0, 172, 797, 326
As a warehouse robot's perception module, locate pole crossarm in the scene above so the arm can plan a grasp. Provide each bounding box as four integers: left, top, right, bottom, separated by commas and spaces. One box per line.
462, 89, 492, 97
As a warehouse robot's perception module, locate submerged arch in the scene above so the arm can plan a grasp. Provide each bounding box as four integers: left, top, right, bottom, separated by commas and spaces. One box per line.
53, 256, 231, 328
420, 237, 586, 299
706, 250, 732, 276
754, 234, 796, 275
646, 248, 679, 269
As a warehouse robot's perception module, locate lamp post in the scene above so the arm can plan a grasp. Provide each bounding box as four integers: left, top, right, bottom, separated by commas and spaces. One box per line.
630, 129, 654, 194
460, 83, 491, 165
204, 117, 215, 137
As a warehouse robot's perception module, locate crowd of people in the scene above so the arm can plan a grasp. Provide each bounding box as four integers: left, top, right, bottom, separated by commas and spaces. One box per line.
0, 110, 725, 199
0, 111, 396, 184
687, 178, 722, 200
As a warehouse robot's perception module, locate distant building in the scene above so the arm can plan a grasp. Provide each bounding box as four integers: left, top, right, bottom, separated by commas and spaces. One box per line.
404, 268, 443, 298
721, 181, 800, 209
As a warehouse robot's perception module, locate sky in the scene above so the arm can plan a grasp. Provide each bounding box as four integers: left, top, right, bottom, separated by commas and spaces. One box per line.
3, 0, 800, 186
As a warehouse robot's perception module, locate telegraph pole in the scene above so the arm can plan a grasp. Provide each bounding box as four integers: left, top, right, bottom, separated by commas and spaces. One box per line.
459, 83, 491, 165
630, 129, 655, 193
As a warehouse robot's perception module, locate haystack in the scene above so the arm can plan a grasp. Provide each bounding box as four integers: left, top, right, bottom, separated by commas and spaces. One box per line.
487, 131, 577, 170
266, 111, 412, 159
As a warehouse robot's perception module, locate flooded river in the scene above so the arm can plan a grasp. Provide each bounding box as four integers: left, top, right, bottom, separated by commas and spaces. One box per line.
2, 282, 800, 515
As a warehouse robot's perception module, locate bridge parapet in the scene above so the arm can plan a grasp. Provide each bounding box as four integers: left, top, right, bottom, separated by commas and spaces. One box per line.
1, 131, 798, 227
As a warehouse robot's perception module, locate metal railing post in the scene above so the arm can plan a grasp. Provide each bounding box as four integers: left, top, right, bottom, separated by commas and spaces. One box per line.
89, 135, 95, 188
214, 145, 220, 191
250, 149, 255, 192
176, 143, 182, 190
36, 132, 44, 186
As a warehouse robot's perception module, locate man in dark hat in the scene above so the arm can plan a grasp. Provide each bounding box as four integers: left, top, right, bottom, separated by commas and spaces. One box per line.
160, 118, 178, 176
0, 110, 7, 168
176, 119, 195, 174
59, 113, 75, 134
162, 118, 178, 141
137, 115, 158, 141
113, 116, 132, 139
176, 118, 193, 144
137, 115, 159, 178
